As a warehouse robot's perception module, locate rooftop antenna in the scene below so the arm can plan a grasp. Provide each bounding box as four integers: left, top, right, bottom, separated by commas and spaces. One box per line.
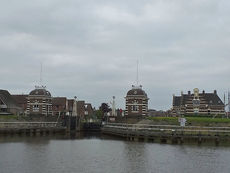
36, 62, 46, 89
136, 60, 139, 86
40, 62, 43, 86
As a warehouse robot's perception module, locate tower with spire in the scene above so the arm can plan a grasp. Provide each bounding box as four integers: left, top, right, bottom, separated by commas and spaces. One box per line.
26, 63, 52, 116
124, 61, 149, 118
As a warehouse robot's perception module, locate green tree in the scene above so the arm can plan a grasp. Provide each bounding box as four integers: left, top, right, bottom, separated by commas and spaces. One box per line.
95, 109, 103, 120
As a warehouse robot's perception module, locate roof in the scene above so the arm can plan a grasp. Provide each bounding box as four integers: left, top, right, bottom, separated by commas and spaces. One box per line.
173, 92, 224, 106
126, 85, 148, 97
29, 88, 51, 97
127, 89, 147, 96
173, 96, 181, 106
12, 95, 28, 104
203, 93, 224, 105
0, 90, 21, 109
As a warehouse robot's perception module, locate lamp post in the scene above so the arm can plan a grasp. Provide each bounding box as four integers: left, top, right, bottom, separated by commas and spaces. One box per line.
74, 96, 78, 130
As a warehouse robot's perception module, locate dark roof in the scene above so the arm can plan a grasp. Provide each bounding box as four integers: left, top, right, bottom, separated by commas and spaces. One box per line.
0, 90, 21, 109
173, 96, 182, 106
173, 93, 224, 106
29, 88, 51, 97
12, 95, 28, 104
203, 93, 224, 105
127, 89, 147, 97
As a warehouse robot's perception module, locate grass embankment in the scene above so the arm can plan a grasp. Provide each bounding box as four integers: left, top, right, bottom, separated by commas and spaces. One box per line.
147, 117, 230, 127
0, 115, 18, 120
0, 115, 29, 122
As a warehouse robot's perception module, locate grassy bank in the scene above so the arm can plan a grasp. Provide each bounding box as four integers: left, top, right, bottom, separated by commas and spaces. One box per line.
147, 117, 230, 127
0, 115, 19, 121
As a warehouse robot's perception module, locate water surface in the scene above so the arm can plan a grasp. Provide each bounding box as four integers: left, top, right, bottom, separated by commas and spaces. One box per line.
0, 134, 230, 173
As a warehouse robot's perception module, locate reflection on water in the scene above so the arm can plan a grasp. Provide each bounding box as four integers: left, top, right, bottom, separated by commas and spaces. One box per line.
0, 133, 230, 173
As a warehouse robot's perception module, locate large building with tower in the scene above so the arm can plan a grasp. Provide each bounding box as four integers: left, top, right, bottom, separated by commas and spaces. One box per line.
171, 88, 225, 116
26, 86, 52, 116
125, 85, 149, 118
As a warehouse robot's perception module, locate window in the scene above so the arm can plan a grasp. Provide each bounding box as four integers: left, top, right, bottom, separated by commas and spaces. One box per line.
133, 100, 138, 104
194, 108, 199, 114
132, 105, 139, 112
33, 105, 39, 112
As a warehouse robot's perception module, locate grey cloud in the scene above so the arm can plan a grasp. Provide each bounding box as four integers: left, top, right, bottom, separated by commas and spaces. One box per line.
1, 0, 230, 110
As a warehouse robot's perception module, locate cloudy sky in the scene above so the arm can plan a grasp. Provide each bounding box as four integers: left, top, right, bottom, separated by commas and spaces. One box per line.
1, 0, 230, 110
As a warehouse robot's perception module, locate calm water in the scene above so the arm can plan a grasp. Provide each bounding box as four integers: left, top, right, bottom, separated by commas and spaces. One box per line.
0, 134, 230, 173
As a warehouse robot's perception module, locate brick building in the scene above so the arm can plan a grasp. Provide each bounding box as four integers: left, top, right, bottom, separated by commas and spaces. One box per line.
171, 88, 225, 116
125, 85, 149, 118
84, 103, 94, 117
12, 94, 28, 115
26, 86, 52, 116
52, 97, 68, 116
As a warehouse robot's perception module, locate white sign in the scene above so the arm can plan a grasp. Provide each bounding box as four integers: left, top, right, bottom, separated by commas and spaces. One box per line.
179, 118, 187, 127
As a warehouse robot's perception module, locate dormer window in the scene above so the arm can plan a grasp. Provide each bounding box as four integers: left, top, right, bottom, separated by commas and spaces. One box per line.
133, 100, 138, 104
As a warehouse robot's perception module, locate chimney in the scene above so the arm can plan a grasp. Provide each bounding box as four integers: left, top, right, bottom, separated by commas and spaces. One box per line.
188, 91, 191, 95
181, 91, 183, 96
203, 90, 205, 94
214, 90, 217, 95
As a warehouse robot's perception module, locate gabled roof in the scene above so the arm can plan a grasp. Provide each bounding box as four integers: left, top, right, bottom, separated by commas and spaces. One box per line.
173, 92, 224, 106
203, 93, 224, 105
0, 90, 21, 109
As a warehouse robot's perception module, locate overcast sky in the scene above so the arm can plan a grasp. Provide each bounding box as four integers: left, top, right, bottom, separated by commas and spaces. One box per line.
1, 0, 230, 110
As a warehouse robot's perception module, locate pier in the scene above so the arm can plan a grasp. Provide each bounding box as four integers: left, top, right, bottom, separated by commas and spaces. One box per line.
102, 123, 230, 145
0, 122, 66, 135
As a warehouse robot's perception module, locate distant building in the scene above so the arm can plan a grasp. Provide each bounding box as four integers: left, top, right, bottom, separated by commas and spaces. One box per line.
148, 109, 167, 117
77, 100, 85, 118
84, 103, 94, 117
125, 85, 149, 118
171, 88, 225, 116
52, 98, 94, 119
26, 86, 52, 116
12, 94, 28, 115
52, 97, 68, 116
67, 99, 77, 116
0, 90, 22, 115
77, 101, 94, 119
